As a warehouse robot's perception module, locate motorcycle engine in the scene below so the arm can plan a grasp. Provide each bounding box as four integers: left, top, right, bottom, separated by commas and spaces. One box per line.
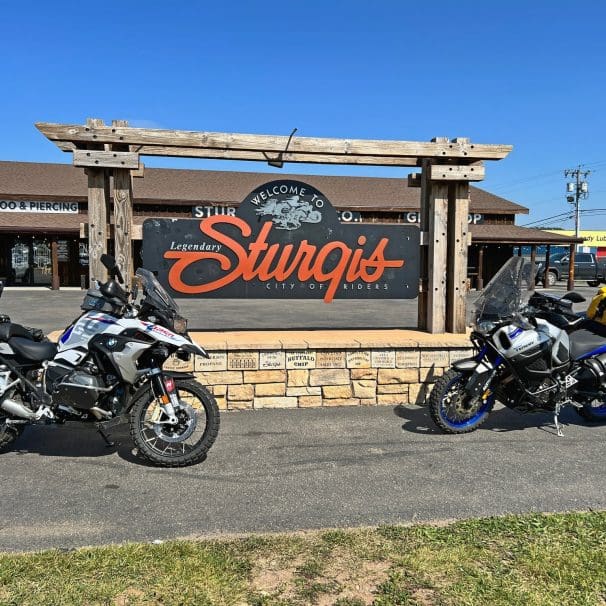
46, 362, 106, 410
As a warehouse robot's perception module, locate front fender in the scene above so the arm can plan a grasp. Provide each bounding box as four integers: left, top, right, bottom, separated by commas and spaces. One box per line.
180, 341, 209, 358
452, 358, 479, 372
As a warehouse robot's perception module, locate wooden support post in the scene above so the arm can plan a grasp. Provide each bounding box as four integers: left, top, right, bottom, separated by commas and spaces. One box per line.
568, 243, 576, 291
543, 245, 551, 288
477, 246, 485, 290
427, 181, 449, 333
87, 168, 109, 285
113, 168, 134, 287
111, 119, 134, 287
529, 245, 537, 291
446, 182, 469, 333
51, 237, 60, 290
417, 160, 431, 330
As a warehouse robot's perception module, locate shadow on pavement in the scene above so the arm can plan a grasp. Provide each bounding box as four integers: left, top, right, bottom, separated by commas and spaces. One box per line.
394, 403, 586, 436
9, 423, 158, 467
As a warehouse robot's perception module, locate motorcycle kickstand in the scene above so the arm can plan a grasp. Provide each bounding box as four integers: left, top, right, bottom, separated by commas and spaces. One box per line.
95, 423, 115, 448
554, 403, 564, 437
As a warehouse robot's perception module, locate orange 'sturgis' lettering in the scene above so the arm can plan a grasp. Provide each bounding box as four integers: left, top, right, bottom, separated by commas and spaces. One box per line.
164, 216, 405, 303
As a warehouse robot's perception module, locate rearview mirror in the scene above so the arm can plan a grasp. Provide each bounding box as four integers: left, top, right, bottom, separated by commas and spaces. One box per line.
100, 254, 116, 271
99, 254, 125, 285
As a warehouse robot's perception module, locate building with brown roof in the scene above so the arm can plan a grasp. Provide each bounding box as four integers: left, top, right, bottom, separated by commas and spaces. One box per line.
0, 160, 578, 288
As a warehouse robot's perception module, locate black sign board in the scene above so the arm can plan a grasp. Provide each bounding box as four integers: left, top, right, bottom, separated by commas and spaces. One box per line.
143, 180, 419, 302
57, 240, 69, 262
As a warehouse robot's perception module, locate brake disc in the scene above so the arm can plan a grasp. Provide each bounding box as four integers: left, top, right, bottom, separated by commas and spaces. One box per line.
153, 402, 197, 443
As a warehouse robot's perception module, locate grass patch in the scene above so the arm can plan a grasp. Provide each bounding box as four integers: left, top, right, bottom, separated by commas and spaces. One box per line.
1, 512, 606, 605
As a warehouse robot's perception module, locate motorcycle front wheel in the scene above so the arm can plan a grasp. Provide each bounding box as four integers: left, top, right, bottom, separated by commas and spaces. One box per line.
428, 369, 494, 434
129, 379, 220, 467
577, 398, 606, 423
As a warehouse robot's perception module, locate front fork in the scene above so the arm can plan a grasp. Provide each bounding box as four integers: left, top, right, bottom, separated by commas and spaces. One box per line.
149, 369, 180, 425
463, 360, 498, 402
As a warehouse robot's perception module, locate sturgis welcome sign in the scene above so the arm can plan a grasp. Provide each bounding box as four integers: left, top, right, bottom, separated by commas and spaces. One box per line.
142, 180, 419, 302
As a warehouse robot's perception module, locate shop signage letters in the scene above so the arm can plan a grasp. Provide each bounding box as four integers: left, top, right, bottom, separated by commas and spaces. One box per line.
193, 204, 362, 223
0, 200, 79, 213
403, 211, 483, 225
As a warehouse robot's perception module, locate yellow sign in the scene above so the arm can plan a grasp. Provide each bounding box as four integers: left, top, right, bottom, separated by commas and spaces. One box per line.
547, 230, 606, 247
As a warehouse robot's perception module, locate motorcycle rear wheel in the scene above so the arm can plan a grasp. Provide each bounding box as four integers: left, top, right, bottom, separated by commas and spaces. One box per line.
130, 379, 220, 467
0, 414, 23, 452
429, 369, 494, 434
0, 389, 25, 452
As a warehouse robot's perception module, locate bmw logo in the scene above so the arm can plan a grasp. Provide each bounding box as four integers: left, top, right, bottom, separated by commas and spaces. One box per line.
107, 337, 118, 349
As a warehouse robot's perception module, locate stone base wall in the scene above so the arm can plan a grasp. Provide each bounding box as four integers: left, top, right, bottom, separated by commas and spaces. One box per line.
167, 338, 473, 410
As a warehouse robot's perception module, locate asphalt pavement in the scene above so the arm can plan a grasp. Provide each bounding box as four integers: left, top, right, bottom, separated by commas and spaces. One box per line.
0, 282, 599, 334
1, 404, 605, 552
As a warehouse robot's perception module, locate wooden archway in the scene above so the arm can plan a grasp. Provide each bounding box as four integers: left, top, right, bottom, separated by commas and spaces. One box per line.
36, 119, 512, 333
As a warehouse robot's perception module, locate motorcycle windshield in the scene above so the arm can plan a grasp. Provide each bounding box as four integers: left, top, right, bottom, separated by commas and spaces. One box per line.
136, 268, 180, 314
472, 257, 535, 323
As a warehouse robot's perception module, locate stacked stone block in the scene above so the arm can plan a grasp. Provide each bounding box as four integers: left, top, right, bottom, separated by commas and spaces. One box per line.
166, 345, 473, 410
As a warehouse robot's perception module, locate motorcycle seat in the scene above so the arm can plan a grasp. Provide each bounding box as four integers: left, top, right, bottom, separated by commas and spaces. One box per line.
8, 337, 57, 362
0, 322, 37, 342
569, 320, 606, 360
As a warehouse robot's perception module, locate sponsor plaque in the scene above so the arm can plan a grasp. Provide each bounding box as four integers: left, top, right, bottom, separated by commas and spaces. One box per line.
228, 351, 259, 370
196, 352, 228, 372
396, 350, 420, 368
316, 351, 346, 369
259, 350, 286, 370
371, 350, 396, 368
286, 351, 317, 369
346, 350, 371, 368
420, 350, 450, 367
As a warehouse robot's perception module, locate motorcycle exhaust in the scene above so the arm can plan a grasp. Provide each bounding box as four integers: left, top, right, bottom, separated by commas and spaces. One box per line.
0, 398, 36, 420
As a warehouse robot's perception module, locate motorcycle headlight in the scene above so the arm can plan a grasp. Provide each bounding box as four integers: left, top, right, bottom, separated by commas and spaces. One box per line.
173, 315, 188, 335
476, 320, 496, 334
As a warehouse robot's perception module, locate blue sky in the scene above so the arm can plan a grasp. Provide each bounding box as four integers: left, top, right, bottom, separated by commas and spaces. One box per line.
2, 0, 605, 228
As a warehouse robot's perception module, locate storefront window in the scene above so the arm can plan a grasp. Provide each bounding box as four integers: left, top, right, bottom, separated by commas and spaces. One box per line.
10, 241, 29, 284
9, 237, 52, 285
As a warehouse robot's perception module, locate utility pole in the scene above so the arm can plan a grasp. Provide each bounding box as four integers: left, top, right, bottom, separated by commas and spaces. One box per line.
565, 165, 591, 241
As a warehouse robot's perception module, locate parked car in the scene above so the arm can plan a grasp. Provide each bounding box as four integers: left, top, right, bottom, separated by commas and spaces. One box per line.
536, 252, 606, 287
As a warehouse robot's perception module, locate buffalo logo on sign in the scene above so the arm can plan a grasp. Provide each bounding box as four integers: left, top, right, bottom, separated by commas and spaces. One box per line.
142, 180, 419, 303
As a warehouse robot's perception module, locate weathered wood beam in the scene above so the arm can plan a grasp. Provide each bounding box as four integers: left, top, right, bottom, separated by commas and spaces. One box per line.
87, 168, 109, 284
73, 149, 140, 169
430, 164, 485, 181
81, 223, 143, 240
56, 141, 77, 151
111, 120, 134, 286
134, 145, 421, 166
35, 122, 513, 161
113, 168, 134, 286
426, 181, 449, 334
417, 159, 432, 331
408, 173, 422, 188
446, 182, 470, 333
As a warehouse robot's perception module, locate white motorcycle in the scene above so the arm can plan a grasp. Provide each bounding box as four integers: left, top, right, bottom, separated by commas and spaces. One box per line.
0, 254, 219, 467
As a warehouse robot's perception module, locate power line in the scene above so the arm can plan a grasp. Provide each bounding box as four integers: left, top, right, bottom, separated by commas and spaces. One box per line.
521, 207, 606, 227
487, 160, 604, 195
